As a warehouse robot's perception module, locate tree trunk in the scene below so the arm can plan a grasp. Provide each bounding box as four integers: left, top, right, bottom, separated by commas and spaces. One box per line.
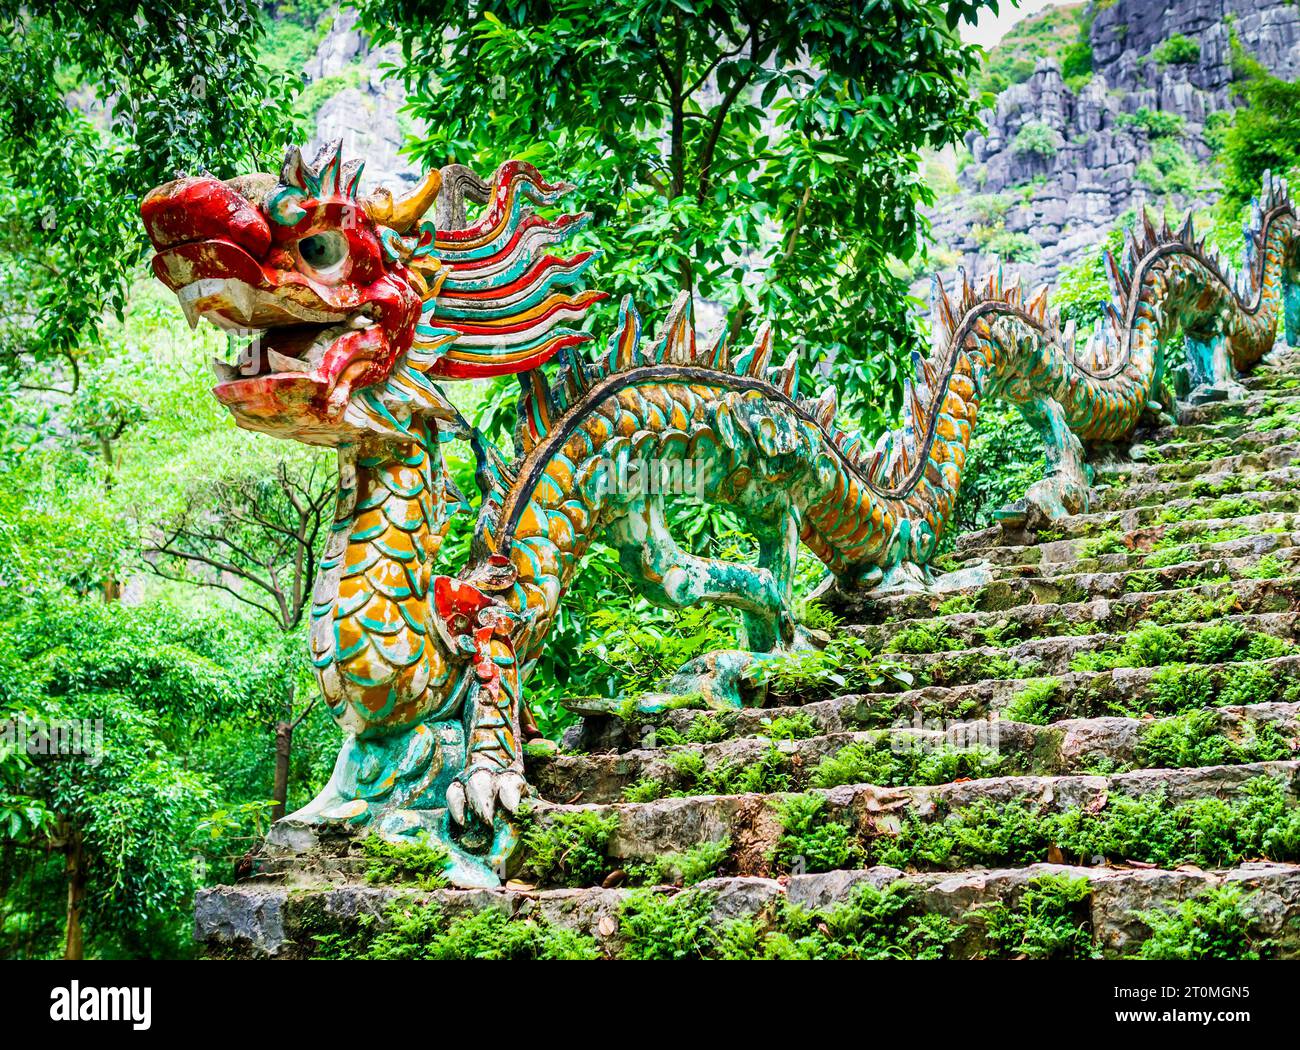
63, 826, 85, 961
271, 720, 292, 821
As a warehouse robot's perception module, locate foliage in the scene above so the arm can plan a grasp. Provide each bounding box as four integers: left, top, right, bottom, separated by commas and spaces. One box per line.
628, 837, 731, 887
943, 405, 1044, 540
522, 810, 620, 887
1004, 677, 1062, 725
977, 873, 1099, 959
1133, 886, 1269, 960
360, 836, 451, 890
872, 777, 1300, 871
1114, 106, 1185, 139
322, 898, 602, 960
975, 3, 1090, 95
356, 0, 995, 431
620, 880, 965, 960
808, 738, 1002, 789
1153, 34, 1201, 67
1011, 122, 1059, 161
1135, 138, 1203, 196
0, 1, 297, 367
1218, 34, 1300, 209
771, 793, 864, 873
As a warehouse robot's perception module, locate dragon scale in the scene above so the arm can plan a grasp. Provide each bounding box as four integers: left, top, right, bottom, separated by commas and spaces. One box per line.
142, 142, 1300, 886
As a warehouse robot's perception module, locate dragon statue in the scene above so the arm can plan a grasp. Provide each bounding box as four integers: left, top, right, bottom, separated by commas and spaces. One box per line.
142, 140, 1299, 886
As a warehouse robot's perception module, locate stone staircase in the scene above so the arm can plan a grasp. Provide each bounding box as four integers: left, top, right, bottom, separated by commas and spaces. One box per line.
196, 351, 1300, 960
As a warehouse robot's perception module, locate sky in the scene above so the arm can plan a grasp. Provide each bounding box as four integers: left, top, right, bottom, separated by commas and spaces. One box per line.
961, 0, 1066, 50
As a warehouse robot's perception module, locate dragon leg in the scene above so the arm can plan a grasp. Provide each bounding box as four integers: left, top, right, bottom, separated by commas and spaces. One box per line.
1016, 394, 1092, 524
1185, 330, 1247, 404
1285, 279, 1300, 349
606, 494, 798, 709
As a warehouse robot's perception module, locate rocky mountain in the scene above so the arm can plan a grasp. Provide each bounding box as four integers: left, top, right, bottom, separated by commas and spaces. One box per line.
298, 6, 425, 194
288, 1, 1296, 293
927, 0, 1300, 291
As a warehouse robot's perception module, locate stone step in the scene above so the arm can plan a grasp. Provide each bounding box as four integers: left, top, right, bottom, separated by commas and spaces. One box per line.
197, 860, 1300, 959
870, 610, 1296, 685
940, 533, 1298, 579
1093, 465, 1300, 513
530, 701, 1300, 805
520, 760, 1300, 881
565, 654, 1300, 753
850, 578, 1297, 655
1092, 441, 1300, 484
1144, 423, 1300, 464
958, 504, 1298, 554
832, 544, 1299, 625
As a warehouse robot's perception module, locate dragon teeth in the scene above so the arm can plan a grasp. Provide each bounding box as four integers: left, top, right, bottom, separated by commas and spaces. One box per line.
210, 357, 240, 382
267, 349, 306, 373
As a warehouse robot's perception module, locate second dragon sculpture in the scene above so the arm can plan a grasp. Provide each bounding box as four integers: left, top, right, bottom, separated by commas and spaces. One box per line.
142, 142, 1299, 885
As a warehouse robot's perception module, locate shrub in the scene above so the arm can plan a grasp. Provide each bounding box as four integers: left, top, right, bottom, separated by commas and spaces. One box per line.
979, 873, 1099, 959
1134, 887, 1268, 959
1011, 122, 1059, 160
1153, 34, 1200, 66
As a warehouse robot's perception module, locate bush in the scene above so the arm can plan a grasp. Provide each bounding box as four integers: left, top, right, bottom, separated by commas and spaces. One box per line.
1153, 34, 1201, 66
1011, 122, 1059, 160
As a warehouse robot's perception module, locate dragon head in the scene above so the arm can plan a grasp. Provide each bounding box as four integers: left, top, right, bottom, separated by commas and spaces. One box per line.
143, 141, 604, 446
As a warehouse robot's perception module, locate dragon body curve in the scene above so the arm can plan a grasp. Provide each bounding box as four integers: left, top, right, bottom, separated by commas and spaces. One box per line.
142, 141, 1299, 886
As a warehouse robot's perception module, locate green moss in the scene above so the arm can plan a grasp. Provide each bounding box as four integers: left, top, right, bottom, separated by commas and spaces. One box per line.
619, 880, 965, 960
771, 794, 864, 873
627, 837, 731, 887
885, 621, 961, 654
871, 777, 1300, 872
1147, 663, 1215, 715
320, 899, 602, 960
756, 712, 819, 740
622, 777, 667, 802
360, 836, 450, 890
1136, 708, 1290, 768
809, 738, 1002, 789
524, 810, 620, 887
937, 594, 978, 615
1244, 553, 1287, 579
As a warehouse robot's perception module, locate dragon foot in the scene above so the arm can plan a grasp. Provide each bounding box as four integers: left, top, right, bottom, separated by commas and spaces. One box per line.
264, 717, 520, 888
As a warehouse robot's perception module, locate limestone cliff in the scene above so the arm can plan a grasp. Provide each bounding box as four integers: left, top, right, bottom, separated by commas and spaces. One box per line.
927, 0, 1300, 290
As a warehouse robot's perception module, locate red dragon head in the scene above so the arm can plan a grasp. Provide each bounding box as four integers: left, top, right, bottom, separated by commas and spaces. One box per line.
143, 141, 605, 446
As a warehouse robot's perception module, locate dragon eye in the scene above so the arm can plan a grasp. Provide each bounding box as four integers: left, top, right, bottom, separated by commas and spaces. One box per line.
296, 231, 348, 278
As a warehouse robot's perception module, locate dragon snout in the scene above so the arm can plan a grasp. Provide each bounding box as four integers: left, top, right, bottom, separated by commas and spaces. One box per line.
141, 176, 272, 259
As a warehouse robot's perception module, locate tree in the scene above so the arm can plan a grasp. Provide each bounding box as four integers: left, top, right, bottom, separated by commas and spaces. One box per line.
357, 0, 994, 430
146, 457, 334, 819
0, 1, 297, 379
1219, 36, 1300, 209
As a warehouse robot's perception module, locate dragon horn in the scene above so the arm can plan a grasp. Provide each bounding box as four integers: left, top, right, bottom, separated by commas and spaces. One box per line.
363, 169, 443, 233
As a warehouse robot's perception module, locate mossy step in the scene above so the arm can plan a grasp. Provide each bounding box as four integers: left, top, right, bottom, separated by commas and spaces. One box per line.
958, 504, 1297, 554
1142, 423, 1300, 464
523, 760, 1300, 880
565, 655, 1300, 755
829, 546, 1297, 625
1094, 465, 1300, 513
850, 578, 1297, 655
530, 701, 1300, 805
1092, 441, 1300, 483
944, 532, 1298, 579
869, 610, 1296, 685
194, 860, 1300, 959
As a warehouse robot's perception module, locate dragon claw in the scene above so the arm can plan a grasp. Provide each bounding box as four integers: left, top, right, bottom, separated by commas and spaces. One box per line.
446, 780, 467, 826
448, 766, 527, 827
498, 771, 526, 814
